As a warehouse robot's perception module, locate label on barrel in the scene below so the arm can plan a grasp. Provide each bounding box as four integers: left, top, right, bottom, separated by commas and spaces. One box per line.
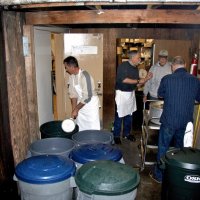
184, 175, 200, 183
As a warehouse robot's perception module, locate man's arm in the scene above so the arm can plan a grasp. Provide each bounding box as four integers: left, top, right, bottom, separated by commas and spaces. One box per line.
123, 72, 153, 85
143, 68, 153, 102
71, 98, 78, 111
157, 78, 165, 98
71, 102, 85, 119
71, 71, 93, 118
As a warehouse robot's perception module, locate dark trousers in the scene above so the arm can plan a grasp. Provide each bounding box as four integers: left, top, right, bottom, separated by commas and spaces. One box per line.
154, 124, 185, 181
113, 110, 132, 137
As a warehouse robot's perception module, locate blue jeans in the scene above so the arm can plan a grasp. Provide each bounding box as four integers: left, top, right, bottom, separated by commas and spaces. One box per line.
113, 111, 132, 137
154, 124, 185, 182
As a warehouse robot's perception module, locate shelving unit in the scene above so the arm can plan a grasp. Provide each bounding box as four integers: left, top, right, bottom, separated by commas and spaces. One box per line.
140, 100, 160, 171
116, 38, 154, 71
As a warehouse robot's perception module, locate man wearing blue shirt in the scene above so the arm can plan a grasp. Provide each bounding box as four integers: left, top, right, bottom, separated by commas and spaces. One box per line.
150, 56, 200, 183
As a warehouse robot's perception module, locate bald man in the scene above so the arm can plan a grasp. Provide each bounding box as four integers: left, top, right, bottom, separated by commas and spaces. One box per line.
150, 56, 200, 183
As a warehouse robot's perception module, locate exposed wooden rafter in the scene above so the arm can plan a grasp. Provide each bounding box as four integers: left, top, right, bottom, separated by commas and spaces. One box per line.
2, 1, 200, 10
25, 9, 200, 25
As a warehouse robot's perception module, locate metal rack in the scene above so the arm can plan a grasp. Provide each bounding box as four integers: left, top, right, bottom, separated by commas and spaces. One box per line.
140, 101, 200, 170
140, 100, 161, 170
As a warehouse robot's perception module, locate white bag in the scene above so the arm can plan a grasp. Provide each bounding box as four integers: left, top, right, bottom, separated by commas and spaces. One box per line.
183, 122, 193, 147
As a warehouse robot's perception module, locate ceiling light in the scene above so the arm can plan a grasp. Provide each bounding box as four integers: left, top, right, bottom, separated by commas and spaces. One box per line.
97, 9, 104, 15
95, 5, 104, 15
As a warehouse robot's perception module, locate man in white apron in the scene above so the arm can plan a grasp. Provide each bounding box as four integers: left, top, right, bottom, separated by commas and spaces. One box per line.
113, 50, 153, 144
63, 56, 100, 131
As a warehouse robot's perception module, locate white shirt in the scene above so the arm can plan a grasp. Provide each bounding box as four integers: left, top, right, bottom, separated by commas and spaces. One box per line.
143, 62, 172, 98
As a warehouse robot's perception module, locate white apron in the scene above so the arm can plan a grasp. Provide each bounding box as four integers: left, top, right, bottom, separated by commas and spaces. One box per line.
115, 90, 137, 118
73, 70, 100, 131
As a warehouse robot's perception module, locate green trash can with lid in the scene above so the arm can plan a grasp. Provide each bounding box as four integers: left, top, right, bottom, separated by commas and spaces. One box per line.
40, 120, 79, 139
75, 160, 140, 200
161, 147, 200, 200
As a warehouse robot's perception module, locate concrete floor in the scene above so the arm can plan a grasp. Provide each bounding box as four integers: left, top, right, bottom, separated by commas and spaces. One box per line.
115, 131, 162, 200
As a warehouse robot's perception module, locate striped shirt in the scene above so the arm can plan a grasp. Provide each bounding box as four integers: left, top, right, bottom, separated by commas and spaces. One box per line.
158, 68, 200, 129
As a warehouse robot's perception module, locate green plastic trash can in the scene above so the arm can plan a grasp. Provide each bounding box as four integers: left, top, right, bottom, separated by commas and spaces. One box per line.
161, 147, 200, 200
75, 160, 140, 200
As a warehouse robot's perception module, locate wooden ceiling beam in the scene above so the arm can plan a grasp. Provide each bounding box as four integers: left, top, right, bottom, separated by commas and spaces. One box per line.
10, 2, 200, 9
25, 9, 200, 25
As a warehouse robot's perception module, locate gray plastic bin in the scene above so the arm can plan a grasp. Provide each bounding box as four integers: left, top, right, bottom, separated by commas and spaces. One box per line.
72, 130, 114, 146
29, 137, 75, 157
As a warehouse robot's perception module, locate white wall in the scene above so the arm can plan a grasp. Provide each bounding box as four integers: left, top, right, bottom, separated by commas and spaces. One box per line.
34, 27, 54, 126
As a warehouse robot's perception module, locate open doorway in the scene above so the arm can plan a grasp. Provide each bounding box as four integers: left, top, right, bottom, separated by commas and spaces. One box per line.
116, 38, 192, 131
52, 33, 104, 127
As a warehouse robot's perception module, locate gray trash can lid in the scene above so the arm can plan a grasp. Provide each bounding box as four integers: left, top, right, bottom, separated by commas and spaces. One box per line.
75, 160, 140, 195
70, 143, 122, 164
15, 155, 76, 184
165, 147, 200, 170
29, 137, 75, 156
72, 130, 113, 145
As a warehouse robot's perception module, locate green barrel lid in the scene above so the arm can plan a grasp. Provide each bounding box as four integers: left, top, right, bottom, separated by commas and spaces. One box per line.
75, 160, 140, 195
165, 147, 200, 170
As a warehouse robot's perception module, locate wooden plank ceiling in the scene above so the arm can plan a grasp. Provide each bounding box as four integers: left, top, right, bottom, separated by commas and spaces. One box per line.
1, 1, 200, 27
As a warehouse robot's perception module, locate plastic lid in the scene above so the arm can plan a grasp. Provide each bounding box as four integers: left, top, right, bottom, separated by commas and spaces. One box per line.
62, 119, 76, 133
72, 130, 114, 145
165, 147, 200, 170
29, 137, 75, 156
75, 160, 140, 195
15, 155, 76, 184
70, 144, 122, 164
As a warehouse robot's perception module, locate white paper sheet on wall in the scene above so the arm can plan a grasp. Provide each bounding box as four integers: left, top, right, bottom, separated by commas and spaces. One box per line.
72, 45, 98, 55
23, 36, 29, 56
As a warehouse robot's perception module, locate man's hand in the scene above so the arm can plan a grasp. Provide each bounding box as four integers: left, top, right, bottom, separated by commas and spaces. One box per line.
139, 72, 153, 84
71, 108, 78, 119
71, 102, 85, 119
145, 72, 153, 81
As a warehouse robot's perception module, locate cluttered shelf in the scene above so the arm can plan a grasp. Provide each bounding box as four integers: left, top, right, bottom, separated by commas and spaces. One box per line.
116, 38, 154, 72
